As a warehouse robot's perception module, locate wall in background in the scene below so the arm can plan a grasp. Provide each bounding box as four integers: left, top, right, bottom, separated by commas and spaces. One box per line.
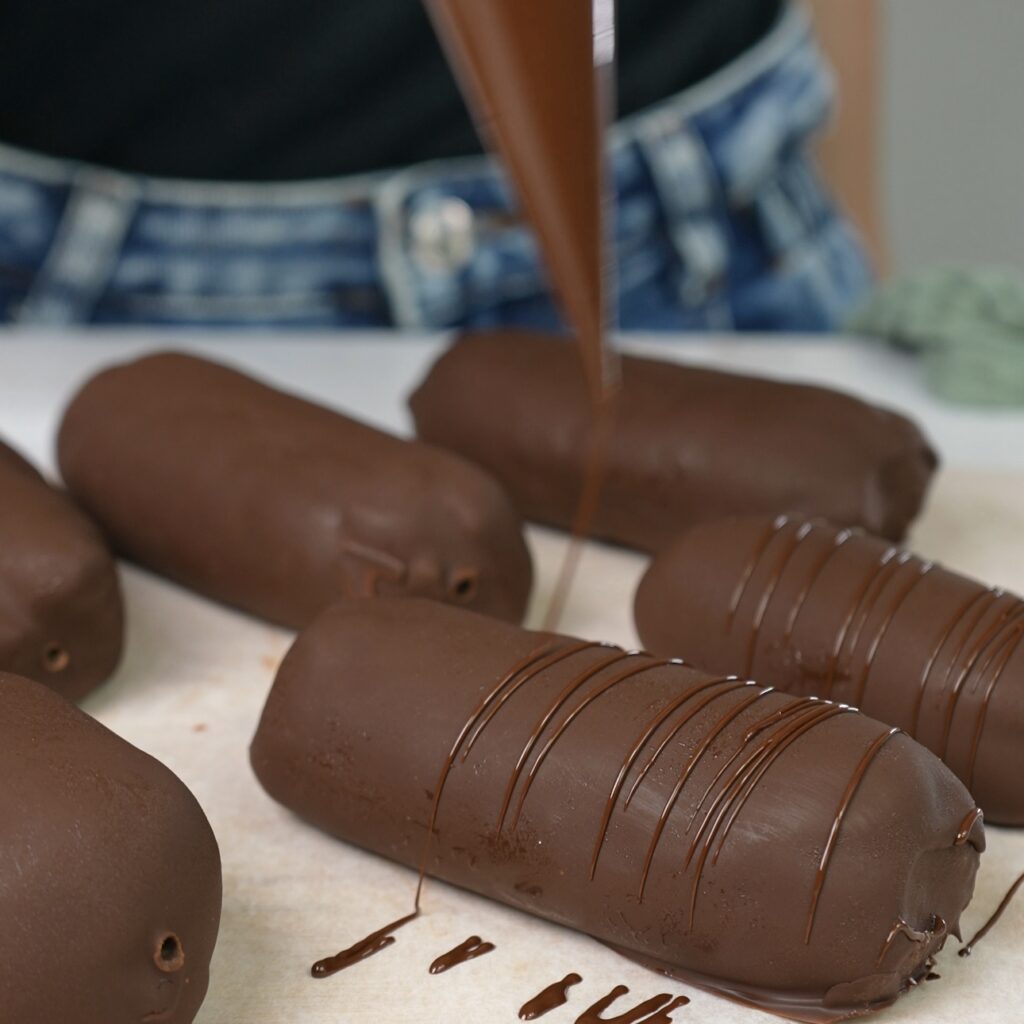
882, 0, 1024, 276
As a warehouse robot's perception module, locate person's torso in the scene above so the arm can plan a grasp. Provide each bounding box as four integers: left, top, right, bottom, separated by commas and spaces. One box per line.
0, 0, 783, 180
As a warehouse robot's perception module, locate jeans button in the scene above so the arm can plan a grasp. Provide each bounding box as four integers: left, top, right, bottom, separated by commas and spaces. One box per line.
408, 195, 476, 274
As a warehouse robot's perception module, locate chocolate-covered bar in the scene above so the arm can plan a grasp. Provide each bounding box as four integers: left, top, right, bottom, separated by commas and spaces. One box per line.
58, 352, 532, 628
251, 597, 981, 1021
409, 332, 938, 549
0, 437, 123, 700
635, 516, 1024, 825
0, 672, 222, 1023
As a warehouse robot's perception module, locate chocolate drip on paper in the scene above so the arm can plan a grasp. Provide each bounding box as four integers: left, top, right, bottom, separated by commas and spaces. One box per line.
519, 974, 583, 1020
428, 935, 494, 974
575, 986, 689, 1024
311, 910, 419, 978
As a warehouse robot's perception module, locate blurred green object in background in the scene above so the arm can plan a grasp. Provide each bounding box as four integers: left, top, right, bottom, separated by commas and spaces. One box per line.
849, 266, 1024, 406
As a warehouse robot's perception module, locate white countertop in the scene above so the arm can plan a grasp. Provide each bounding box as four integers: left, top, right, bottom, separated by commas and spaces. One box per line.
1, 330, 1022, 1024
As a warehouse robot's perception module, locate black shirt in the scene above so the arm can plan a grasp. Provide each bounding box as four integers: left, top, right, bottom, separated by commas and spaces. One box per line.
0, 0, 782, 181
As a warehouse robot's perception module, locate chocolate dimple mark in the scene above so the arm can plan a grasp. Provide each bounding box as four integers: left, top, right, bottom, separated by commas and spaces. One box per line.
449, 569, 479, 603
43, 643, 70, 673
154, 933, 185, 973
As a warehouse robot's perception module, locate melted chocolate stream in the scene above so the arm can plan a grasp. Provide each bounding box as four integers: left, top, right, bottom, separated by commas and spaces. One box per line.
959, 870, 1024, 957
519, 973, 583, 1020
428, 935, 495, 974
542, 399, 618, 632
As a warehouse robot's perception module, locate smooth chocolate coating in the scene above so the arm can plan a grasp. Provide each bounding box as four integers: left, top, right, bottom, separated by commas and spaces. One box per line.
0, 672, 222, 1023
251, 597, 981, 1021
409, 332, 938, 549
57, 352, 532, 628
0, 438, 123, 700
422, 0, 615, 402
635, 516, 1024, 825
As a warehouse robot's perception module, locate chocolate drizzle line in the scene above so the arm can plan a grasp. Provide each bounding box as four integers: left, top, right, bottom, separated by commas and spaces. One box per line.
682, 704, 853, 926
965, 623, 1024, 789
519, 973, 583, 1020
574, 985, 685, 1024
311, 910, 418, 978
909, 588, 992, 735
938, 597, 1024, 761
806, 728, 900, 943
589, 673, 739, 878
822, 549, 902, 696
727, 516, 787, 628
735, 522, 1021, 773
428, 935, 495, 974
512, 656, 670, 832
542, 399, 617, 632
875, 916, 944, 968
851, 562, 932, 706
954, 808, 985, 849
959, 870, 1024, 957
784, 528, 855, 640
744, 521, 814, 676
497, 647, 633, 831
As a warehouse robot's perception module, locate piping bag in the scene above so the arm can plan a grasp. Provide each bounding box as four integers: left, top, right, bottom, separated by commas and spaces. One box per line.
422, 0, 621, 624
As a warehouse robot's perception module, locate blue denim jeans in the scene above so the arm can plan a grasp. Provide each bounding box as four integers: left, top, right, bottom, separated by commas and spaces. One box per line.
0, 4, 870, 332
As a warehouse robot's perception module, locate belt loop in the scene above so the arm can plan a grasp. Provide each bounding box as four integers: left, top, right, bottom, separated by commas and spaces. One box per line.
16, 166, 139, 325
631, 112, 729, 308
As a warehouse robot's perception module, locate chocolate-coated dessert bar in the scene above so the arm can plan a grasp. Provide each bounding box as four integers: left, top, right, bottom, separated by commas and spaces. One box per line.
0, 672, 222, 1024
251, 597, 981, 1021
409, 332, 937, 549
58, 352, 532, 628
0, 437, 123, 700
635, 516, 1024, 825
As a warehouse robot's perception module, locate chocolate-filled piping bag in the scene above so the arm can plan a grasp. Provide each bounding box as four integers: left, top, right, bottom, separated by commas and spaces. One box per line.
251, 597, 981, 1022
422, 0, 620, 627
422, 0, 619, 403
